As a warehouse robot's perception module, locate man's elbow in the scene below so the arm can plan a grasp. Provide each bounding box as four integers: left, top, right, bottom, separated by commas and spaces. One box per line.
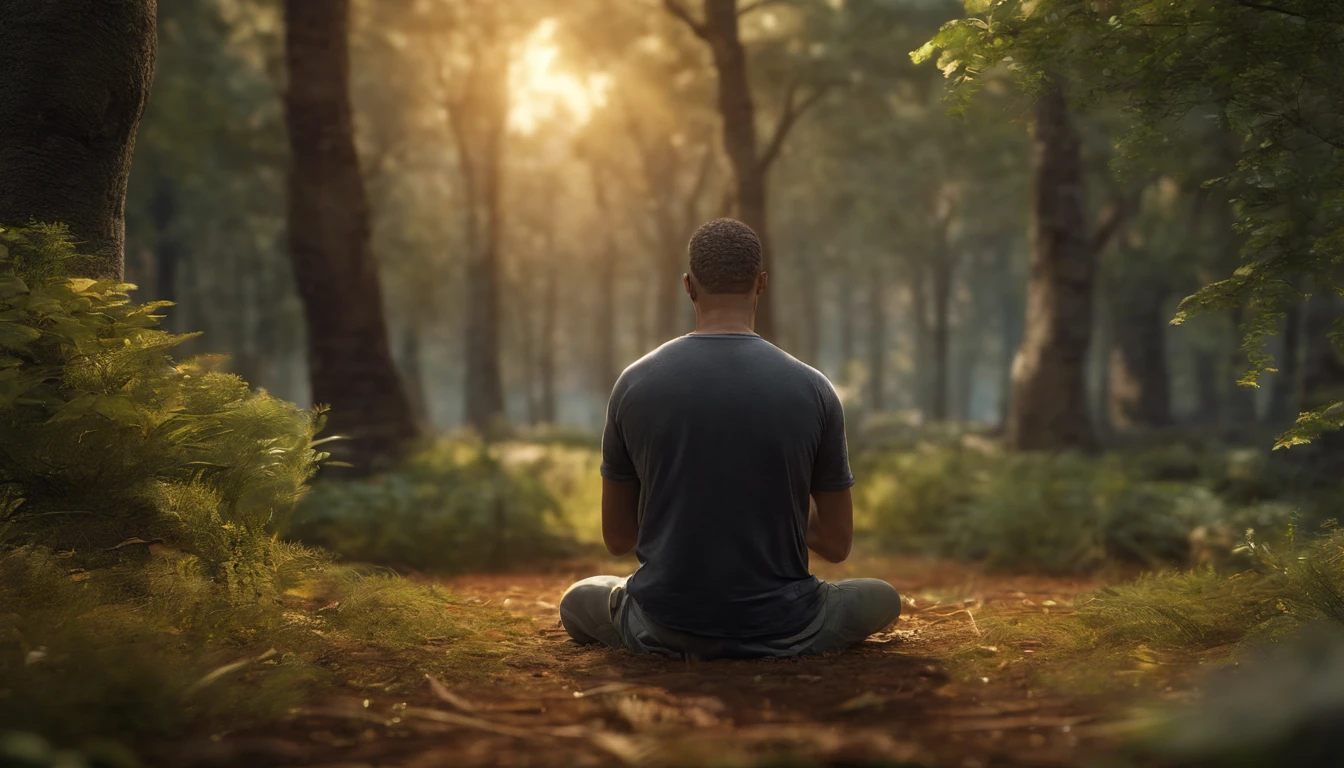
603, 534, 636, 557
817, 543, 851, 564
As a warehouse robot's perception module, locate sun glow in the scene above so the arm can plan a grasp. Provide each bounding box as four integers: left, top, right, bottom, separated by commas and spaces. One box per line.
509, 20, 611, 135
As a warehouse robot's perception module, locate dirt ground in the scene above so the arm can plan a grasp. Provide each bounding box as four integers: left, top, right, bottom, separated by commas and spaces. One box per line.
176, 554, 1150, 768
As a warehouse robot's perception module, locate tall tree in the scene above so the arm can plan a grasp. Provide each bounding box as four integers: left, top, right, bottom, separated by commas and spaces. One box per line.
444, 37, 510, 435
283, 0, 418, 467
663, 0, 830, 341
1005, 83, 1095, 450
0, 0, 157, 279
1107, 243, 1173, 432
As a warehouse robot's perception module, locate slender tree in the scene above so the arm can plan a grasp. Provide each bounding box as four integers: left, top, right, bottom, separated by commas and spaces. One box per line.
283, 0, 419, 468
445, 38, 510, 435
663, 0, 830, 341
0, 0, 157, 279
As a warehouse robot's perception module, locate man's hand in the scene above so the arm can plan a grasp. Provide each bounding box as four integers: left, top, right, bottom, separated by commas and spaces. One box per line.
601, 477, 640, 556
807, 489, 853, 563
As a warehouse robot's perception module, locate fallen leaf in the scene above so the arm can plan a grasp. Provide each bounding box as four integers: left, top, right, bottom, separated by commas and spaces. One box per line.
838, 691, 887, 712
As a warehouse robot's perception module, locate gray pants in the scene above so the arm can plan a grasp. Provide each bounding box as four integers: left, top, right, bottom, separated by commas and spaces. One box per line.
559, 576, 902, 659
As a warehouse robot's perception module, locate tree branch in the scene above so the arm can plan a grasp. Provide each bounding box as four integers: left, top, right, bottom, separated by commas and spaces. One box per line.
758, 81, 832, 172
738, 0, 789, 17
679, 136, 717, 231
663, 0, 710, 39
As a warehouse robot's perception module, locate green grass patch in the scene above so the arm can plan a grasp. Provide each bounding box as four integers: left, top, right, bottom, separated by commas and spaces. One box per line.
950, 527, 1344, 696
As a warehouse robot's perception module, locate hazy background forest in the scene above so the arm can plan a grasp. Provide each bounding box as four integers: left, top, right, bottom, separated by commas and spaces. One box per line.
3, 0, 1344, 765
132, 0, 1307, 442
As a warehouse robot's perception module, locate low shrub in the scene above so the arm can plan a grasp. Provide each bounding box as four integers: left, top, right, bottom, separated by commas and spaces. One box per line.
284, 439, 579, 571
0, 224, 321, 595
858, 434, 1309, 574
0, 225, 523, 752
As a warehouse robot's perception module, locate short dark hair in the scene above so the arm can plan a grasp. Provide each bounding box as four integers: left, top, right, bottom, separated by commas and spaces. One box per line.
688, 218, 762, 295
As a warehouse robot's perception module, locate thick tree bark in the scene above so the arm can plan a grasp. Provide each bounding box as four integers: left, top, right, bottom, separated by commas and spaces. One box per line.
1006, 83, 1097, 451
1107, 271, 1172, 431
868, 264, 886, 412
283, 0, 418, 468
0, 0, 157, 279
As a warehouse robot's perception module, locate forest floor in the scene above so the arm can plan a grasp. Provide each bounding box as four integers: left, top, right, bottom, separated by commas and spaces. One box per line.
171, 553, 1184, 768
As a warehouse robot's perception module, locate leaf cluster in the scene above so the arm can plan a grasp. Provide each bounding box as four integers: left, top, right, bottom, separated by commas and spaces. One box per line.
917, 0, 1344, 445
0, 224, 325, 594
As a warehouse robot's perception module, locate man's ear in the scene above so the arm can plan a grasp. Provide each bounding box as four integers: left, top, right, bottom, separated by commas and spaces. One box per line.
683, 273, 697, 301
756, 271, 769, 296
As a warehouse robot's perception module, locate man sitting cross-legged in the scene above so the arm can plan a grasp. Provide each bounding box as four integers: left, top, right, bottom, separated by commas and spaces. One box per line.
559, 218, 902, 659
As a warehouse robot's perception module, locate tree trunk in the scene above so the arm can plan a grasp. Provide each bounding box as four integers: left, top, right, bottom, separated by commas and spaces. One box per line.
996, 241, 1024, 426
1301, 293, 1344, 412
1297, 292, 1344, 469
907, 254, 934, 416
149, 179, 181, 329
449, 44, 509, 436
930, 230, 955, 421
540, 263, 559, 424
1268, 300, 1303, 426
283, 0, 418, 468
692, 0, 776, 340
399, 323, 429, 426
839, 270, 856, 384
1221, 305, 1259, 435
1108, 273, 1171, 431
799, 257, 822, 367
656, 226, 690, 344
868, 264, 886, 412
0, 0, 157, 279
591, 164, 620, 397
1006, 82, 1096, 451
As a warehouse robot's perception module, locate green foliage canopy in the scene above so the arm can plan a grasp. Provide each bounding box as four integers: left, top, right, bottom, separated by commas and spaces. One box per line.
915, 0, 1344, 446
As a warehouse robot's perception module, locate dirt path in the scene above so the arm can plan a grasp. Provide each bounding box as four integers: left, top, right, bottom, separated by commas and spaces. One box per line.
187, 555, 1139, 768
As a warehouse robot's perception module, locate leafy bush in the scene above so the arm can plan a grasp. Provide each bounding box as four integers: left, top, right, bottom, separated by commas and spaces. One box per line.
858, 434, 1309, 573
0, 225, 523, 751
285, 439, 576, 571
0, 224, 322, 594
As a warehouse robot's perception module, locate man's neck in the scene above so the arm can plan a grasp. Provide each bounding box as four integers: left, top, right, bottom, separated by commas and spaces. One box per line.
692, 303, 757, 336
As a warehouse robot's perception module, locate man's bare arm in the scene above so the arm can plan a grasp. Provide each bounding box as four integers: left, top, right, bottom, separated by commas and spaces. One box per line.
807, 489, 853, 563
601, 477, 640, 556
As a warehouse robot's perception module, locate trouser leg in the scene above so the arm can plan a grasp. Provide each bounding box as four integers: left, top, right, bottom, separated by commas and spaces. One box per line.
558, 575, 627, 649
801, 578, 903, 656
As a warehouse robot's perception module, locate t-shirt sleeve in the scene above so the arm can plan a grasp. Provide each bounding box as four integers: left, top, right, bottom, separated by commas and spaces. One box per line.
811, 380, 855, 492
599, 385, 639, 483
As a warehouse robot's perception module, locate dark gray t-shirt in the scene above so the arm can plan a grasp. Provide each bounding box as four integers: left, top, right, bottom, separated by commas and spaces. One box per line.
600, 333, 855, 639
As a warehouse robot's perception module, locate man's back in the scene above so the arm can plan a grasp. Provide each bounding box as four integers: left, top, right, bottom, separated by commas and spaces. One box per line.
600, 333, 854, 639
